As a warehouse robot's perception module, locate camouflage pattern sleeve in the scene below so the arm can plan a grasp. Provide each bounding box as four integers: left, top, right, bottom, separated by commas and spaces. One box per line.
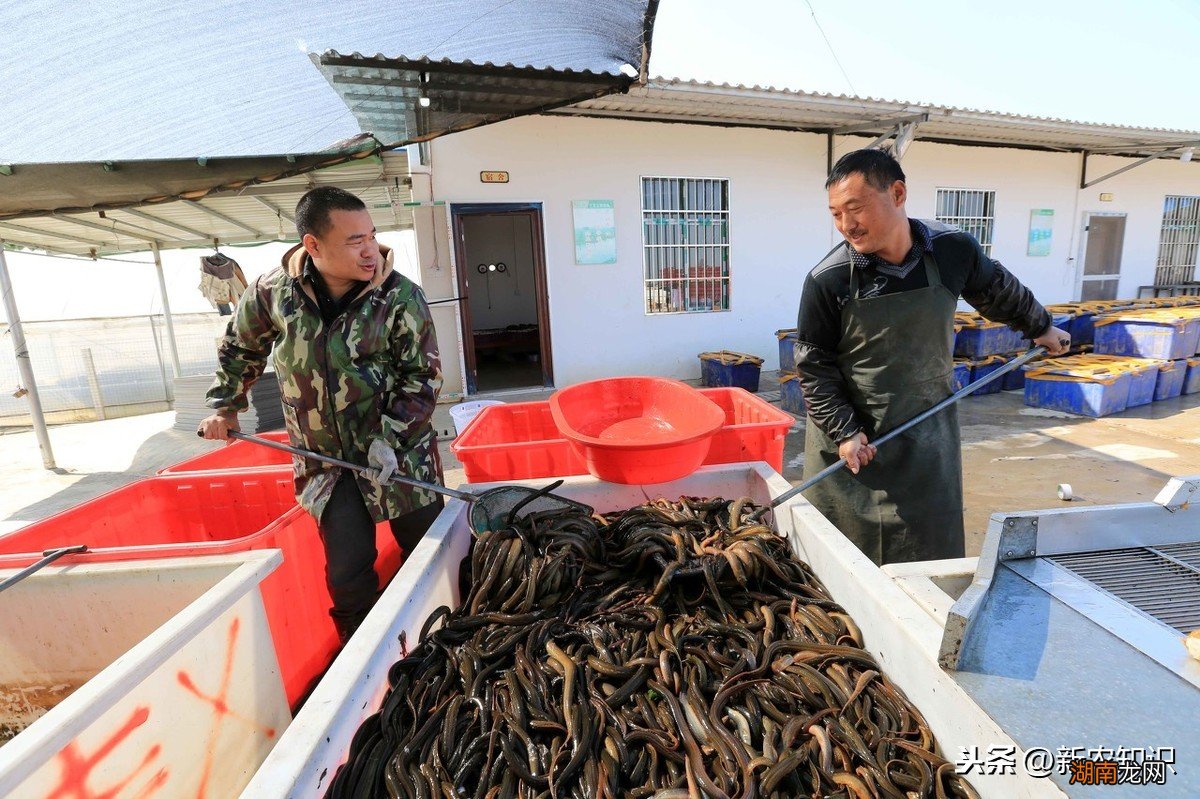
379, 287, 442, 449
205, 275, 281, 413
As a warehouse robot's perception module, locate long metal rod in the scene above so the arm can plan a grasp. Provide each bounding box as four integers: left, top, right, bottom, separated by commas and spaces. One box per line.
0, 242, 56, 469
0, 545, 86, 593
223, 430, 475, 501
766, 346, 1049, 511
151, 242, 182, 378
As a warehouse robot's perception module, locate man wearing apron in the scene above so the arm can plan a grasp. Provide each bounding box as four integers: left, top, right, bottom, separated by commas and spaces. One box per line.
796, 148, 1070, 564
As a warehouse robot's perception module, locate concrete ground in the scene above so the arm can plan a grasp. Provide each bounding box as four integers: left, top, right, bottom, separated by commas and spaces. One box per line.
3, 375, 1199, 557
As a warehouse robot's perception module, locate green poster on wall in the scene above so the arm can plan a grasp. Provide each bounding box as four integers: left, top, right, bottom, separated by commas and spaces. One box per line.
572, 200, 617, 264
1028, 209, 1054, 256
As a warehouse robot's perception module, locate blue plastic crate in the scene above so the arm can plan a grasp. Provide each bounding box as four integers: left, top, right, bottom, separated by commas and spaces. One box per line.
955, 322, 1021, 358
1155, 361, 1187, 401
700, 351, 763, 392
1094, 315, 1200, 360
1069, 311, 1096, 345
970, 356, 1008, 395
1024, 369, 1131, 417
1184, 357, 1200, 395
776, 329, 798, 372
952, 361, 971, 392
1124, 362, 1159, 407
779, 374, 806, 415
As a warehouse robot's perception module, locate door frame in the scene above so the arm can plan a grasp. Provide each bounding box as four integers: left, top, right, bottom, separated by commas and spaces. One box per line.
1075, 211, 1127, 301
450, 202, 554, 394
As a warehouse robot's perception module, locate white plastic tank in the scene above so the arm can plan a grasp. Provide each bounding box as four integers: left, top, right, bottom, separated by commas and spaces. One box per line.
242, 465, 1054, 799
0, 550, 290, 798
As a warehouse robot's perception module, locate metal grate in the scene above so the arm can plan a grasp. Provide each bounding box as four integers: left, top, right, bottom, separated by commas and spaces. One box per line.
1155, 542, 1200, 571
1155, 194, 1200, 286
641, 177, 730, 315
935, 188, 995, 256
1049, 547, 1200, 634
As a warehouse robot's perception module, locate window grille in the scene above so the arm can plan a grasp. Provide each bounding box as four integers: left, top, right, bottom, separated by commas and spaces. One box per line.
1156, 195, 1200, 285
641, 177, 730, 314
935, 188, 996, 256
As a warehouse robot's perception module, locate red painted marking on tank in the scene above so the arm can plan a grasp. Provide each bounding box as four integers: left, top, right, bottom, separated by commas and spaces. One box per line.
44, 705, 166, 799
174, 617, 277, 797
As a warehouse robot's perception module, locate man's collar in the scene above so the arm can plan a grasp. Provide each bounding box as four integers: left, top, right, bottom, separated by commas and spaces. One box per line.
850, 218, 929, 270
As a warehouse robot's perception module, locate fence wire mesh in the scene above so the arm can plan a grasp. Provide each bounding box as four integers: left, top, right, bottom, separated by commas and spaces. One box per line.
0, 312, 232, 425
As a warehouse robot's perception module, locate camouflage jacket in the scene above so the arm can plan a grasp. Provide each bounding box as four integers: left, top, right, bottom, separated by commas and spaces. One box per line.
206, 243, 442, 522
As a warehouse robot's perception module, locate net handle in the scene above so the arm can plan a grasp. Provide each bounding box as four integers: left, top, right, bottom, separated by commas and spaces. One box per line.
221, 430, 475, 502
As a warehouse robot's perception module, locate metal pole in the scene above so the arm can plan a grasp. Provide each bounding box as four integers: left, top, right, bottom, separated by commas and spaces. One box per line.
0, 242, 56, 468
81, 347, 106, 420
762, 346, 1050, 514
148, 315, 174, 403
0, 545, 87, 593
152, 242, 182, 378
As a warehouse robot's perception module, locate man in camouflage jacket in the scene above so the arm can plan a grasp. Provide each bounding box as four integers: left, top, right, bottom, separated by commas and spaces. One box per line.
200, 186, 442, 642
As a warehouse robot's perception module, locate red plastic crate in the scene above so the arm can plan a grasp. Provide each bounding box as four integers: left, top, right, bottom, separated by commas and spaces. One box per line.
451, 387, 792, 482
0, 469, 399, 708
701, 388, 794, 469
158, 430, 293, 474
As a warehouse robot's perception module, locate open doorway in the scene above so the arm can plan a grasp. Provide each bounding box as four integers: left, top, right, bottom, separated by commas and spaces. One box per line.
1077, 213, 1126, 300
451, 204, 553, 394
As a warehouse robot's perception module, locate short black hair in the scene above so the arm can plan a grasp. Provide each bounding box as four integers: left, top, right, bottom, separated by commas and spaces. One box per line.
295, 186, 367, 239
825, 148, 906, 191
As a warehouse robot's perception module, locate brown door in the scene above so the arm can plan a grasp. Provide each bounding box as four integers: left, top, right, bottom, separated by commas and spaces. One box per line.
451, 204, 553, 394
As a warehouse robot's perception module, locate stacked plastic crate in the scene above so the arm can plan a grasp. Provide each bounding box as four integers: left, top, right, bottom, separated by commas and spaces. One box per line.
775, 328, 806, 416
952, 311, 1066, 395
1023, 304, 1200, 416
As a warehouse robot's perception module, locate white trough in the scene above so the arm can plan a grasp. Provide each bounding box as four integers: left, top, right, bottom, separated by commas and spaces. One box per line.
0, 550, 291, 798
244, 463, 1061, 798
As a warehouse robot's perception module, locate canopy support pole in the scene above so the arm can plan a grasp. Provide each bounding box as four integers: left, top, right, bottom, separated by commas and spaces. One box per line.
151, 242, 182, 378
0, 242, 56, 469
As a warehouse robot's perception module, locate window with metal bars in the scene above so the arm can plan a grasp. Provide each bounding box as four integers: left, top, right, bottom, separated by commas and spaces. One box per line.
935, 188, 996, 256
1155, 195, 1200, 285
641, 177, 730, 314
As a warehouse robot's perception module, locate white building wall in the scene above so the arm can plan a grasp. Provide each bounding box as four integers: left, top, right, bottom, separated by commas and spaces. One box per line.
894, 140, 1082, 304
431, 115, 829, 388
427, 114, 1200, 392
1070, 154, 1200, 298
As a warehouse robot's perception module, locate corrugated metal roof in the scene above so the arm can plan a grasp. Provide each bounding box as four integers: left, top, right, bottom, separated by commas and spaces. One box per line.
2, 0, 656, 163
553, 77, 1200, 158
0, 152, 413, 257
314, 53, 637, 147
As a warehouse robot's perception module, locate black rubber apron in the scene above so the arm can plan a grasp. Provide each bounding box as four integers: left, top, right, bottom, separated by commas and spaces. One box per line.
802, 254, 965, 564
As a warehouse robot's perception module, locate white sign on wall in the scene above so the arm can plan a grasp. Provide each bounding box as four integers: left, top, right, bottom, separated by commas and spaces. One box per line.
572, 200, 617, 264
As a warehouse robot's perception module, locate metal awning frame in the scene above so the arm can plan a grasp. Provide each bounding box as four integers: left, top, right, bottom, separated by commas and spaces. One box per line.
0, 148, 420, 470
1080, 141, 1200, 188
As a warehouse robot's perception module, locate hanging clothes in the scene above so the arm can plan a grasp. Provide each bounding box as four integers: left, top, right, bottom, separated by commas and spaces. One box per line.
198, 253, 249, 310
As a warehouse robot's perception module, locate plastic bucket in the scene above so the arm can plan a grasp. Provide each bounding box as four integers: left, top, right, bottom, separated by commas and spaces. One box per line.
549, 377, 724, 484
450, 400, 506, 437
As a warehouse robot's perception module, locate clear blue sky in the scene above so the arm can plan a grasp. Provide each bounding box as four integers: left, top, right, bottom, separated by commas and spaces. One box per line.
651, 0, 1200, 131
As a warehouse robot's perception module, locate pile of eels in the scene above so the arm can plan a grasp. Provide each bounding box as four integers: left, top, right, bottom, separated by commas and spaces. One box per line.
327, 496, 978, 799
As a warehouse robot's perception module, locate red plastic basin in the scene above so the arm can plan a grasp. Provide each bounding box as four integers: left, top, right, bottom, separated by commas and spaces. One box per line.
158, 430, 292, 474
451, 388, 792, 483
549, 377, 725, 484
0, 469, 399, 708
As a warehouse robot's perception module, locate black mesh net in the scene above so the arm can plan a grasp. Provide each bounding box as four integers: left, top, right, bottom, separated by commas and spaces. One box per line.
467, 480, 593, 535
